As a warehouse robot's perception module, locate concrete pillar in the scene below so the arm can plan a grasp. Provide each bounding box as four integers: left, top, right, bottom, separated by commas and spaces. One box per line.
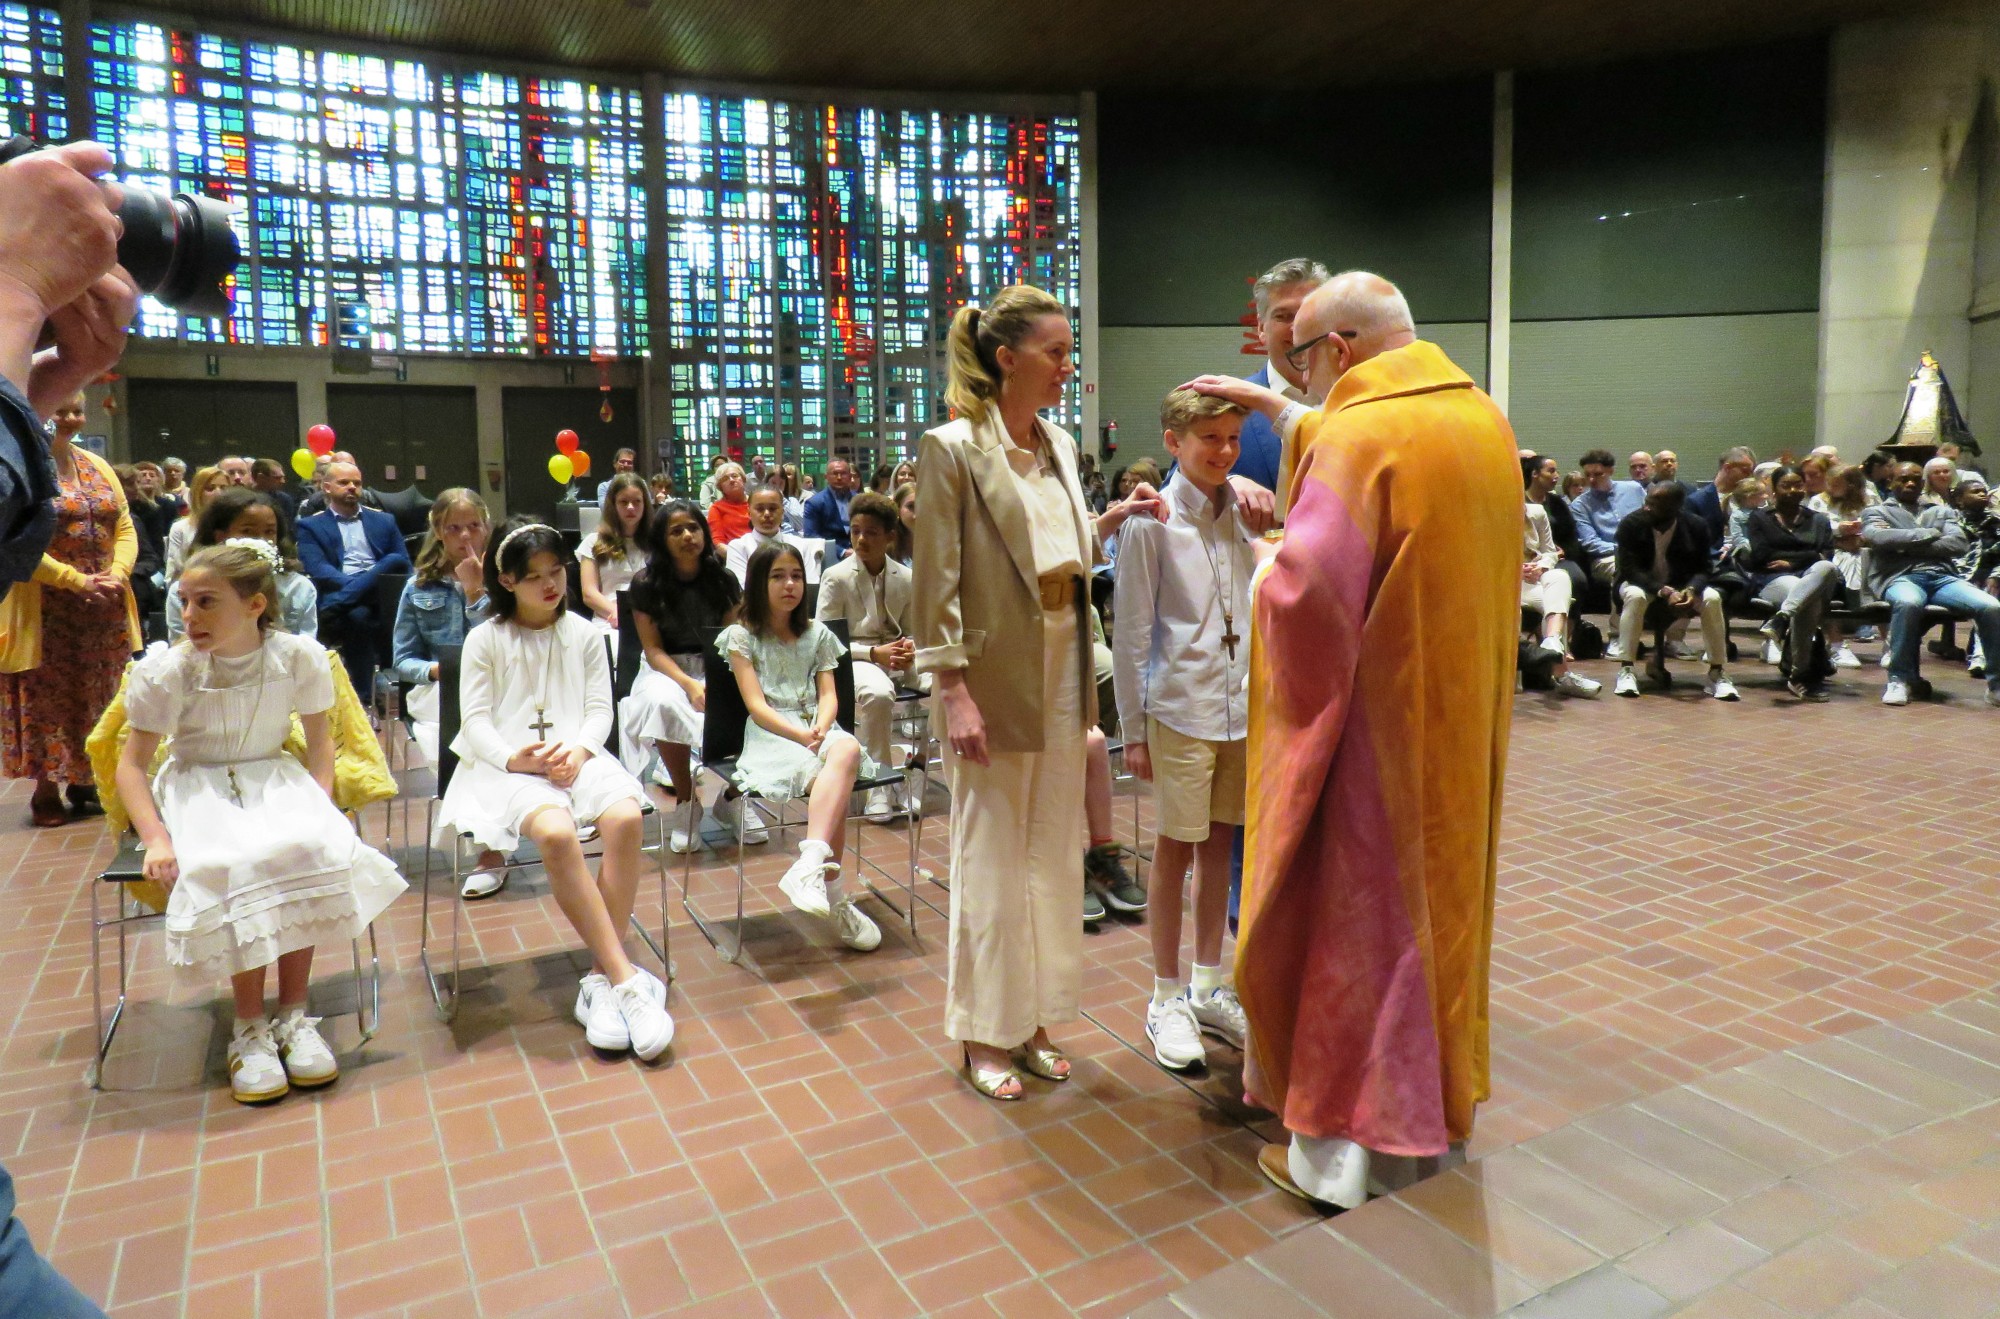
1817, 10, 1985, 454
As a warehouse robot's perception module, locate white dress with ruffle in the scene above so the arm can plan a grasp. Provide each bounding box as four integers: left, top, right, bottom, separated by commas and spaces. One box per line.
125, 631, 408, 983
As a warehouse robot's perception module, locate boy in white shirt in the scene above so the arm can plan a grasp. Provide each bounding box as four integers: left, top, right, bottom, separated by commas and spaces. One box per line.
726, 482, 822, 586
1113, 389, 1253, 1071
816, 492, 925, 820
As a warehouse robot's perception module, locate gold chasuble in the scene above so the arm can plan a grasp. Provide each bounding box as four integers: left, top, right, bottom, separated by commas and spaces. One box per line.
1238, 341, 1519, 1156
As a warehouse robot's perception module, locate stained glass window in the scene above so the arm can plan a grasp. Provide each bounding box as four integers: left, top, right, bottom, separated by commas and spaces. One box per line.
660, 93, 1082, 474
0, 5, 64, 142
87, 20, 648, 356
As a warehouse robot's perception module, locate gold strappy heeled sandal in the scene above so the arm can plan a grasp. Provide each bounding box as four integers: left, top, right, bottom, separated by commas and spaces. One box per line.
962, 1045, 1024, 1101
1019, 1039, 1070, 1083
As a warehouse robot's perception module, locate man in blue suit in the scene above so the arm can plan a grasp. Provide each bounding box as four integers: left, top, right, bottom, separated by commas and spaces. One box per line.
802, 456, 858, 553
1219, 257, 1327, 931
296, 461, 410, 700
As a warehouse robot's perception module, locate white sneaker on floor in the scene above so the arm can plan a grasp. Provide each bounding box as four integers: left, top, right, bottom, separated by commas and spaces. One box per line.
585, 977, 631, 1051
272, 1009, 339, 1087
1146, 995, 1207, 1071
227, 1018, 289, 1104
1613, 668, 1640, 698
901, 782, 924, 819
1670, 640, 1703, 661
778, 849, 834, 917
831, 896, 882, 951
461, 865, 506, 899
1188, 986, 1247, 1050
1883, 679, 1910, 706
575, 972, 610, 1030
1604, 642, 1632, 663
862, 786, 896, 824
1831, 644, 1862, 670
667, 801, 698, 854
614, 975, 675, 1061
1554, 671, 1602, 699
711, 794, 769, 845
1760, 639, 1782, 665
1706, 675, 1740, 702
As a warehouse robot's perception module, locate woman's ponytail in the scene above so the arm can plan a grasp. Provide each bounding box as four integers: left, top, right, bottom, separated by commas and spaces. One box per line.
943, 285, 1068, 424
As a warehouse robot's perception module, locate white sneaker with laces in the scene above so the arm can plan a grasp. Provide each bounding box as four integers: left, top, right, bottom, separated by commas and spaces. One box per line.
862, 786, 896, 823
1188, 986, 1247, 1050
1554, 671, 1602, 699
1604, 642, 1632, 663
1146, 995, 1207, 1071
1760, 639, 1782, 665
1831, 644, 1862, 669
666, 801, 698, 854
1613, 668, 1640, 698
778, 848, 834, 917
1670, 640, 1703, 661
614, 975, 675, 1061
711, 793, 769, 845
273, 1009, 339, 1087
575, 972, 611, 1030
228, 1018, 289, 1104
831, 896, 882, 951
1706, 674, 1740, 702
1883, 678, 1910, 706
585, 978, 631, 1051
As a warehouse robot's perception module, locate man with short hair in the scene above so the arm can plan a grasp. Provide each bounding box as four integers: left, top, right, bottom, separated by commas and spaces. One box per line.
295, 461, 411, 699
1652, 449, 1694, 495
1228, 258, 1329, 502
1686, 445, 1757, 549
1861, 461, 2000, 707
1627, 451, 1653, 484
595, 447, 638, 504
249, 456, 297, 528
803, 456, 858, 552
1569, 448, 1645, 588
217, 454, 252, 487
1610, 482, 1738, 701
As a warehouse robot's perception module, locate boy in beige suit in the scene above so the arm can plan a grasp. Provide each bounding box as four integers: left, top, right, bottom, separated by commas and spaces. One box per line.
816, 492, 924, 820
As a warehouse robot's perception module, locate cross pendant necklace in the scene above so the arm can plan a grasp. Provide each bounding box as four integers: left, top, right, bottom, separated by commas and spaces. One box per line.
530, 707, 554, 741
1220, 615, 1240, 662
226, 765, 242, 806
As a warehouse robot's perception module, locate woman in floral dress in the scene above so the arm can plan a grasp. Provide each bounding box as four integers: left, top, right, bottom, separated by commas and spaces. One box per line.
0, 394, 142, 826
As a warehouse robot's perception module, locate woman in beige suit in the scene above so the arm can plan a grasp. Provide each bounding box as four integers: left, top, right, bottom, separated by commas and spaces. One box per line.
914, 285, 1161, 1100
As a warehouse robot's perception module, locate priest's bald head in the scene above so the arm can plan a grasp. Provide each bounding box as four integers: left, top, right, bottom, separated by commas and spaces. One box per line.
1290, 271, 1417, 402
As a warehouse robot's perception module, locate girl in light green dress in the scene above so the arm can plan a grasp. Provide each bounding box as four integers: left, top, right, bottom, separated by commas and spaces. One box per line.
721, 542, 884, 952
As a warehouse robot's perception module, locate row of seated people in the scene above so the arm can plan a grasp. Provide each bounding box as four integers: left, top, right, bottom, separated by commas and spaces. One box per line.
1521, 448, 2000, 705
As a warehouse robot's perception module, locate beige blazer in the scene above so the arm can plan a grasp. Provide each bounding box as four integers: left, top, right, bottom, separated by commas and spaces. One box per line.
913, 410, 1099, 752
816, 552, 913, 662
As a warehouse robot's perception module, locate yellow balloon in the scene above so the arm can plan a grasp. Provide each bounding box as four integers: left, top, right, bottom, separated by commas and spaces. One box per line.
290, 448, 316, 480
547, 454, 574, 485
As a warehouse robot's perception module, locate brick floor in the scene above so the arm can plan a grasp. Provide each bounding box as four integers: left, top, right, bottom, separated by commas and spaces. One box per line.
5, 643, 1998, 1317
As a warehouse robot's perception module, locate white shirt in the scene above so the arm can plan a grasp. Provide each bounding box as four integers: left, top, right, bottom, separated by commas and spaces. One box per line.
1111, 471, 1254, 743
1266, 356, 1309, 404
725, 528, 824, 585
576, 531, 648, 597
451, 613, 612, 771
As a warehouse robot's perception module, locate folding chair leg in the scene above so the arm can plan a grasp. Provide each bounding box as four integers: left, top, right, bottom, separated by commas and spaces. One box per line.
350, 922, 381, 1042
419, 834, 462, 1021
629, 808, 675, 982
679, 792, 747, 965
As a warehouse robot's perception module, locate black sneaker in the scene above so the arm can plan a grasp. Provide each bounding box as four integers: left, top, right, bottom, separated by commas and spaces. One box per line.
1083, 884, 1107, 926
1085, 844, 1148, 915
1786, 675, 1830, 702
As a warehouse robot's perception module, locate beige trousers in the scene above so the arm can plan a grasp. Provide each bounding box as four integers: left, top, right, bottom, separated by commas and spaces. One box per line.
853, 659, 928, 768
942, 607, 1086, 1046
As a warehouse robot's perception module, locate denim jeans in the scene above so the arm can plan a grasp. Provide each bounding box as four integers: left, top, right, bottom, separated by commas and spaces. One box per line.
0, 1164, 104, 1319
1882, 570, 2000, 686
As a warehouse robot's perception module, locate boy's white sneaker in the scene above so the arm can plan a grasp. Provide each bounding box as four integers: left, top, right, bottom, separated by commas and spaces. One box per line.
1883, 678, 1910, 706
272, 1009, 339, 1087
1189, 986, 1247, 1050
228, 1018, 289, 1104
1146, 995, 1207, 1071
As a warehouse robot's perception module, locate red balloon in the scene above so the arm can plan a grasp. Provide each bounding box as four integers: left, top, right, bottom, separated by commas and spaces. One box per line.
305, 424, 336, 456
555, 429, 580, 455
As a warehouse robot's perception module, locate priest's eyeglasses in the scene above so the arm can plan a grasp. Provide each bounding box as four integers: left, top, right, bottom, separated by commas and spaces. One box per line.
1284, 328, 1358, 373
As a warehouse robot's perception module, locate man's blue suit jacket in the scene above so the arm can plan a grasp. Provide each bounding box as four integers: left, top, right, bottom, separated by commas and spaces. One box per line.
296, 507, 411, 613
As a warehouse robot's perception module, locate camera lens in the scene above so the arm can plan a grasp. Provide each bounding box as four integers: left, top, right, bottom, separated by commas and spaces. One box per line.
115, 186, 240, 318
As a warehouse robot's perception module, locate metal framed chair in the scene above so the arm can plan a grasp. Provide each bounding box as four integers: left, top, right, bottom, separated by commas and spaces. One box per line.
416, 639, 675, 1021
90, 828, 381, 1090
679, 621, 921, 966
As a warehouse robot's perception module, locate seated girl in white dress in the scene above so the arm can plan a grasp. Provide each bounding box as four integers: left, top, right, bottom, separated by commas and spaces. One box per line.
433, 520, 674, 1062
165, 487, 318, 641
115, 541, 407, 1106
577, 473, 651, 653
721, 541, 883, 953
620, 498, 766, 853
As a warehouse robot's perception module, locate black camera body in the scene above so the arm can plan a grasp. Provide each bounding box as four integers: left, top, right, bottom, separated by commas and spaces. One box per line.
0, 136, 240, 318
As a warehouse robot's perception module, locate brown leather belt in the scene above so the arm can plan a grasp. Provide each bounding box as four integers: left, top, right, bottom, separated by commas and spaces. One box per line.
1037, 573, 1076, 611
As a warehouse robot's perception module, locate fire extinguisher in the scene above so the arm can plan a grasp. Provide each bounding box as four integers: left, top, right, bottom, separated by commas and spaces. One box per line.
1101, 419, 1118, 456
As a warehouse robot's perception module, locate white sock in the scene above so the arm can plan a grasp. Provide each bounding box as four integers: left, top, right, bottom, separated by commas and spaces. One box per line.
798, 838, 833, 863
1191, 963, 1225, 998
1152, 976, 1185, 1010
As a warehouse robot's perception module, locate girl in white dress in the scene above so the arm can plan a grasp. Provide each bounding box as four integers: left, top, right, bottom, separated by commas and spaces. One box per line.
721, 541, 883, 953
578, 473, 651, 649
620, 499, 767, 853
434, 520, 674, 1062
116, 542, 407, 1105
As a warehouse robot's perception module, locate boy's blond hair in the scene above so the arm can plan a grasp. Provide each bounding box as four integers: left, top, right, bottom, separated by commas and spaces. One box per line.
1159, 387, 1246, 435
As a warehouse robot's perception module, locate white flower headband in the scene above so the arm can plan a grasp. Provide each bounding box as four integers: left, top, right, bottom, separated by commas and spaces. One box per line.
223, 537, 283, 574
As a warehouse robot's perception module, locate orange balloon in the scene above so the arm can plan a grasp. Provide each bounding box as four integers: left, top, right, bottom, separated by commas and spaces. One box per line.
570, 450, 591, 477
